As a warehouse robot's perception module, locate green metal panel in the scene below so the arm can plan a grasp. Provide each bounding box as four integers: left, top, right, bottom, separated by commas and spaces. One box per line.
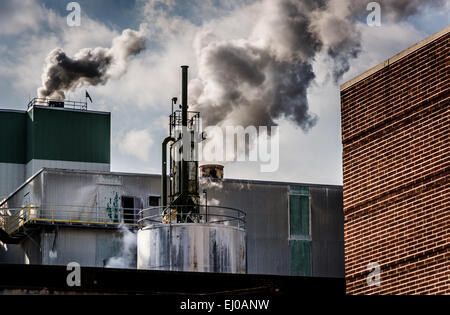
290, 240, 311, 276
290, 186, 309, 195
0, 111, 27, 164
26, 107, 110, 164
289, 195, 309, 237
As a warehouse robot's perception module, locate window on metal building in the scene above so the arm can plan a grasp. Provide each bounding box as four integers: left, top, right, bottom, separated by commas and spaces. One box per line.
122, 196, 135, 224
289, 186, 310, 237
148, 195, 161, 207
289, 186, 311, 276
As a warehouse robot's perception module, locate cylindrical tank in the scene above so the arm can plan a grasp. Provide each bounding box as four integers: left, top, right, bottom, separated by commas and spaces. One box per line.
137, 206, 246, 273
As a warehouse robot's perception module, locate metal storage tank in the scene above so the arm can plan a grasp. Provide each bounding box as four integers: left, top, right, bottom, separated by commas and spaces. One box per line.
137, 206, 246, 273
137, 67, 247, 274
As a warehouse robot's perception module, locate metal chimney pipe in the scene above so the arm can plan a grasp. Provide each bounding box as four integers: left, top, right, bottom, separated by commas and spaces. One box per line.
181, 66, 189, 127
180, 66, 189, 205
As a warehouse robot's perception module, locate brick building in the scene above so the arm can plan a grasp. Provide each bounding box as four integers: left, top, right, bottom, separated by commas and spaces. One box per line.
340, 26, 449, 294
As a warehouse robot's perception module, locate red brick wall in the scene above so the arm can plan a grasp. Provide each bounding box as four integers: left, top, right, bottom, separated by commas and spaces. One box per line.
340, 31, 449, 295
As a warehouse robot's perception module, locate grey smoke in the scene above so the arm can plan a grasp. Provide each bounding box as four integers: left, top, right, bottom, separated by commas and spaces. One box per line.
189, 0, 445, 130
38, 26, 146, 101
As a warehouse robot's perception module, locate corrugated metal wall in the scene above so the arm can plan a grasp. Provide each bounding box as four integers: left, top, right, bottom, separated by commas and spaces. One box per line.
0, 110, 27, 164
0, 110, 27, 197
25, 160, 109, 179
1, 170, 343, 277
0, 163, 25, 198
310, 187, 345, 277
200, 179, 344, 277
200, 179, 291, 275
0, 106, 111, 197
26, 106, 110, 164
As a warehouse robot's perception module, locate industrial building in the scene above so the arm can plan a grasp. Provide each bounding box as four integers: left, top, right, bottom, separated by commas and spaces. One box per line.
340, 26, 449, 294
1, 69, 344, 280
0, 168, 343, 276
0, 99, 110, 198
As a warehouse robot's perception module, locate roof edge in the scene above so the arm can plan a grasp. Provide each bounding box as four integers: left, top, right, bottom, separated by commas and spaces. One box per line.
28, 105, 110, 115
340, 25, 450, 92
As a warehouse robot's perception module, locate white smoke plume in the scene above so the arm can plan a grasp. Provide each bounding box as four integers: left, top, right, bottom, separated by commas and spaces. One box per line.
37, 25, 147, 101
189, 0, 445, 130
105, 225, 137, 269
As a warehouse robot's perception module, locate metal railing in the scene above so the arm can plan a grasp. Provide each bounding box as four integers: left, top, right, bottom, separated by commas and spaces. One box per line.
0, 204, 138, 235
138, 205, 246, 230
169, 110, 200, 137
27, 98, 88, 110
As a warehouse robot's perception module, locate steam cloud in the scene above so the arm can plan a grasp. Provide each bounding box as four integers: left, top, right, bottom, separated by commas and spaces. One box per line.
106, 225, 137, 269
37, 26, 146, 101
189, 0, 444, 130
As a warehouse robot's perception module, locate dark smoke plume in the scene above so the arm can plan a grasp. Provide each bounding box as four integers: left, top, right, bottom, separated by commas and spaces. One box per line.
189, 0, 445, 130
38, 26, 146, 101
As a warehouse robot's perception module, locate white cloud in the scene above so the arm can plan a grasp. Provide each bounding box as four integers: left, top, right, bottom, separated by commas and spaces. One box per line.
118, 129, 154, 162
0, 0, 48, 35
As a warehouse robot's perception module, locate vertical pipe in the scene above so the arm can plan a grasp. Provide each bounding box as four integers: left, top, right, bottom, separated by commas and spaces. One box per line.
181, 66, 189, 127
181, 66, 189, 204
162, 136, 175, 207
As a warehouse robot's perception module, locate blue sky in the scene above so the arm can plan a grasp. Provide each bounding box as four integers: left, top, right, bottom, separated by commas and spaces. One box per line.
0, 0, 448, 185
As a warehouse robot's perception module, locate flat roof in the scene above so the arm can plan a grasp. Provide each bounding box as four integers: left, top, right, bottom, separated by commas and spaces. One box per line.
340, 25, 450, 92
29, 105, 110, 115
0, 167, 341, 206
0, 106, 110, 115
0, 109, 26, 114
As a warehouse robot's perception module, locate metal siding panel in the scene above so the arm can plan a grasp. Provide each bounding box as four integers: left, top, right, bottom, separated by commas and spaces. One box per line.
310, 187, 344, 277
199, 179, 290, 275
25, 159, 109, 179
289, 240, 311, 276
0, 243, 24, 264
27, 107, 110, 164
96, 232, 124, 267
289, 195, 309, 237
0, 163, 25, 197
41, 228, 96, 266
0, 111, 26, 164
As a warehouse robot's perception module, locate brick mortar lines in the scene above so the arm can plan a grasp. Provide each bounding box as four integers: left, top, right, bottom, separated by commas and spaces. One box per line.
342, 97, 449, 164
341, 97, 449, 196
347, 258, 449, 294
343, 176, 449, 229
340, 32, 449, 95
340, 34, 449, 114
342, 89, 449, 147
348, 265, 449, 294
343, 166, 449, 219
341, 59, 449, 140
345, 244, 449, 289
342, 121, 448, 205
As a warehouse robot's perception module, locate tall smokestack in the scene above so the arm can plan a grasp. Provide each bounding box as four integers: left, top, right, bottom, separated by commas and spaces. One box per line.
181, 65, 189, 127
181, 65, 189, 202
